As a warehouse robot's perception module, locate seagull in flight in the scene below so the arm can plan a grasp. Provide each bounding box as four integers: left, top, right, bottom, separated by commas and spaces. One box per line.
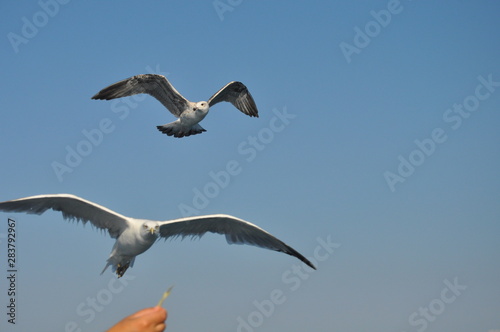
92, 74, 259, 138
0, 194, 315, 277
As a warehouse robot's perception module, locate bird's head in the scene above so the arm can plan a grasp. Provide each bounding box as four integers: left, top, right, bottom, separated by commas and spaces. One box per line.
194, 101, 209, 113
142, 222, 160, 237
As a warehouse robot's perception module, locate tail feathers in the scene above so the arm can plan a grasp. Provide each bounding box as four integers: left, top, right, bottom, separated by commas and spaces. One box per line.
157, 121, 206, 138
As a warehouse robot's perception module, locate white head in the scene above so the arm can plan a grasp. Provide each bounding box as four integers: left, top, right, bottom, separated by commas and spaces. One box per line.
194, 101, 209, 114
142, 221, 160, 237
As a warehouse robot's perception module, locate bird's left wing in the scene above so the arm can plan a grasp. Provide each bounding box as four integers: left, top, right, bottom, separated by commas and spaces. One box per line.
158, 214, 315, 269
207, 81, 259, 117
0, 194, 130, 238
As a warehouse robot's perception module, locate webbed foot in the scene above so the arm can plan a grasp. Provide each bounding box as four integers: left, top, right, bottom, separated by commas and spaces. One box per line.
116, 262, 130, 278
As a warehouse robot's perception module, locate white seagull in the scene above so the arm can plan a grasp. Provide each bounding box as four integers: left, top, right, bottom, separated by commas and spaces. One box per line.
0, 194, 315, 277
92, 74, 259, 138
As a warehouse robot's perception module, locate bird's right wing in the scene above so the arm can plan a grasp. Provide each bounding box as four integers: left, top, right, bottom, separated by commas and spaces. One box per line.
0, 194, 130, 238
92, 74, 189, 117
158, 214, 315, 269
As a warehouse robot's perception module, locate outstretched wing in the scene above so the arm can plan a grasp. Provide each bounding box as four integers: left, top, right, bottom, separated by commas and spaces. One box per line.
158, 214, 315, 269
0, 194, 130, 238
208, 81, 259, 117
92, 74, 190, 117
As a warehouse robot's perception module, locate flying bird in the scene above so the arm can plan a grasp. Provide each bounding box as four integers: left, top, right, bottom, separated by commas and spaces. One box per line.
0, 194, 315, 277
92, 74, 259, 138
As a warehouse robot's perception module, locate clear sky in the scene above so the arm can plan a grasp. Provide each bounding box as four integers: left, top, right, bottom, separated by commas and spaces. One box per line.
1, 1, 499, 331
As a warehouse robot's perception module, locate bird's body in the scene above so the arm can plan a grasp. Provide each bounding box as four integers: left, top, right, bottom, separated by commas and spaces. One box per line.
0, 194, 315, 277
103, 220, 157, 276
92, 74, 258, 138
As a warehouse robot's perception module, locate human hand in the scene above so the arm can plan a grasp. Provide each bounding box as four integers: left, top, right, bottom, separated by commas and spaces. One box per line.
106, 306, 167, 332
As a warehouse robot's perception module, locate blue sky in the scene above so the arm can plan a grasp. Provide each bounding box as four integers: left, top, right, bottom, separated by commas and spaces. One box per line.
1, 1, 499, 331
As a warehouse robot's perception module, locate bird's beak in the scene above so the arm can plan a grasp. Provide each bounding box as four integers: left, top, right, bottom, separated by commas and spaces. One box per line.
149, 228, 155, 234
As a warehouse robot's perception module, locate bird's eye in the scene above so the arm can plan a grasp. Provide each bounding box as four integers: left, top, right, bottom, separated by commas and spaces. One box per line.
155, 225, 159, 229
143, 225, 148, 229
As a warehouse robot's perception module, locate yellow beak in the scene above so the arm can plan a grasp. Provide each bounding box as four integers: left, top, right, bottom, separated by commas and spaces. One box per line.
150, 228, 155, 234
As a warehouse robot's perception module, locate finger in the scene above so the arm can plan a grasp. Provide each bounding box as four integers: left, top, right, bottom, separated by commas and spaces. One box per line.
154, 322, 166, 332
127, 307, 157, 319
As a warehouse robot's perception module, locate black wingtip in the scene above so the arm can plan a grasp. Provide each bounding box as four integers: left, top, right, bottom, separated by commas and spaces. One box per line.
298, 255, 316, 270
283, 245, 317, 270
306, 260, 317, 270
91, 90, 110, 100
